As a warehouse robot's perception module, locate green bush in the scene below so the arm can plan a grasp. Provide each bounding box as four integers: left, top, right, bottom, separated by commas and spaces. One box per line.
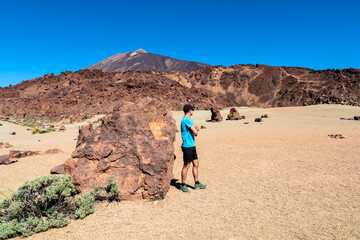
0, 176, 121, 239
46, 127, 55, 132
74, 193, 95, 219
21, 122, 34, 127
107, 179, 122, 201
31, 127, 41, 134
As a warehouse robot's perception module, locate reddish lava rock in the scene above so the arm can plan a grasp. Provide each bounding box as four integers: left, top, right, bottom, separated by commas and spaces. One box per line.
0, 148, 63, 165
227, 108, 242, 120
0, 155, 17, 165
64, 98, 177, 200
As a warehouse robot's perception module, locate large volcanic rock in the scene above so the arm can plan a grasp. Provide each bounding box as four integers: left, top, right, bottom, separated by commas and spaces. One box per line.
209, 106, 223, 122
64, 98, 177, 200
227, 108, 242, 120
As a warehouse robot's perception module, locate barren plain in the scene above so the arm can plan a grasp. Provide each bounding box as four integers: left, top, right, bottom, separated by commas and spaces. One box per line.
0, 105, 359, 240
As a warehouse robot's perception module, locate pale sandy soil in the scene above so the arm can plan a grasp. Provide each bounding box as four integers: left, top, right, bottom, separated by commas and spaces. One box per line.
0, 105, 359, 240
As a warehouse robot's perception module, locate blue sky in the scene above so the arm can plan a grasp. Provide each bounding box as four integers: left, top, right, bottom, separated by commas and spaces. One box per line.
0, 0, 359, 87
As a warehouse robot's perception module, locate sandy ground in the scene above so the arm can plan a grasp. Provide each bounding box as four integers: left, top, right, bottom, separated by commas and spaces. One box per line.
0, 105, 359, 240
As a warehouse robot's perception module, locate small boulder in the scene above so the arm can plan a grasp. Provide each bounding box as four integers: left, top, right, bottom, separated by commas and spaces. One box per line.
261, 114, 269, 118
255, 118, 262, 122
0, 154, 17, 165
354, 116, 360, 121
208, 106, 223, 122
59, 125, 66, 131
9, 132, 16, 135
0, 123, 2, 126
244, 122, 249, 124
227, 108, 242, 120
9, 150, 40, 158
200, 125, 207, 129
328, 134, 346, 139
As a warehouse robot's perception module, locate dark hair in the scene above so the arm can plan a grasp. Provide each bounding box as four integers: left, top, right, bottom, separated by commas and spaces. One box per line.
183, 104, 195, 114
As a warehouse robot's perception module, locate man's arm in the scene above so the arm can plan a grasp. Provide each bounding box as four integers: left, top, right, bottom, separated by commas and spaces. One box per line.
190, 125, 198, 136
194, 124, 200, 131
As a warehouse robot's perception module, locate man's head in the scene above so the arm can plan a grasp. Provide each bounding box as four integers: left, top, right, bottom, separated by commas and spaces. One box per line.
183, 104, 195, 116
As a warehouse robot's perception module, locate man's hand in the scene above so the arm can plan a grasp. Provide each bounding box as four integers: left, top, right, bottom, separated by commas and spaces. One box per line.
194, 124, 200, 131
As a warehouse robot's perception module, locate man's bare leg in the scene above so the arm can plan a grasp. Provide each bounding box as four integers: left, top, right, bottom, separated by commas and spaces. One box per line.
192, 159, 199, 182
193, 159, 206, 189
181, 161, 191, 184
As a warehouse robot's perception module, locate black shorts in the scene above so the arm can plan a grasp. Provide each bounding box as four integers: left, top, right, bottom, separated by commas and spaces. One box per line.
182, 146, 198, 162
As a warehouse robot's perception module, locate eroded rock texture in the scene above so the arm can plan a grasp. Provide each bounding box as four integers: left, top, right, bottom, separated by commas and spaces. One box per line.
64, 98, 177, 200
227, 108, 242, 120
209, 106, 223, 122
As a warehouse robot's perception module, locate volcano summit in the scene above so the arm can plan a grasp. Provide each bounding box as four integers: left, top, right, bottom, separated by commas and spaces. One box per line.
85, 49, 210, 72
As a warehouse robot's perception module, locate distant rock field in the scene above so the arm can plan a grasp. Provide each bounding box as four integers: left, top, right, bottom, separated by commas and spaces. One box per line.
0, 64, 359, 122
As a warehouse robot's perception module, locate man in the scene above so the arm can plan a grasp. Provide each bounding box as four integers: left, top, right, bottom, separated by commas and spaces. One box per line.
180, 104, 206, 193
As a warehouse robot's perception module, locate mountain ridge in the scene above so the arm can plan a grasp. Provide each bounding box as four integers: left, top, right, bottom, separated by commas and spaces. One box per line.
0, 64, 359, 123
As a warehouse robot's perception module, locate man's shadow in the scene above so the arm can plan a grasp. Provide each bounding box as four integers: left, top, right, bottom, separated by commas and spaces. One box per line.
170, 179, 195, 190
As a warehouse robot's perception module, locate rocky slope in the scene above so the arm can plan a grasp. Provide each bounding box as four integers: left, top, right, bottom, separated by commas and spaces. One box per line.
86, 49, 210, 72
0, 65, 359, 122
166, 64, 360, 107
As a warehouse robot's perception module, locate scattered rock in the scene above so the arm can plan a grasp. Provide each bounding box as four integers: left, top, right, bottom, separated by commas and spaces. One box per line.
64, 98, 177, 200
0, 154, 17, 165
208, 106, 223, 122
44, 148, 63, 154
0, 142, 13, 149
9, 132, 16, 135
50, 164, 65, 174
244, 122, 249, 124
0, 148, 64, 165
200, 125, 207, 129
227, 108, 242, 120
340, 118, 346, 120
354, 116, 360, 120
261, 114, 269, 118
328, 134, 346, 139
59, 125, 66, 131
1, 66, 360, 124
0, 123, 2, 126
254, 118, 262, 122
9, 150, 40, 158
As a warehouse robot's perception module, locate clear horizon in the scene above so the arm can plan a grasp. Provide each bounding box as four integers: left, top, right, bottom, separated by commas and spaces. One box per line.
1, 0, 359, 87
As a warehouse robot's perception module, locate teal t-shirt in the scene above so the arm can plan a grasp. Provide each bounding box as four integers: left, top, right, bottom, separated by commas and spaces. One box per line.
181, 116, 195, 147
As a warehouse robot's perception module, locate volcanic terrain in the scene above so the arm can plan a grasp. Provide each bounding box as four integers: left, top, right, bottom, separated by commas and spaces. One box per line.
0, 63, 359, 122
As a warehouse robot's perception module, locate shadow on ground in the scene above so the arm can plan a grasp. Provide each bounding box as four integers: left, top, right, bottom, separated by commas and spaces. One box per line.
170, 179, 194, 190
